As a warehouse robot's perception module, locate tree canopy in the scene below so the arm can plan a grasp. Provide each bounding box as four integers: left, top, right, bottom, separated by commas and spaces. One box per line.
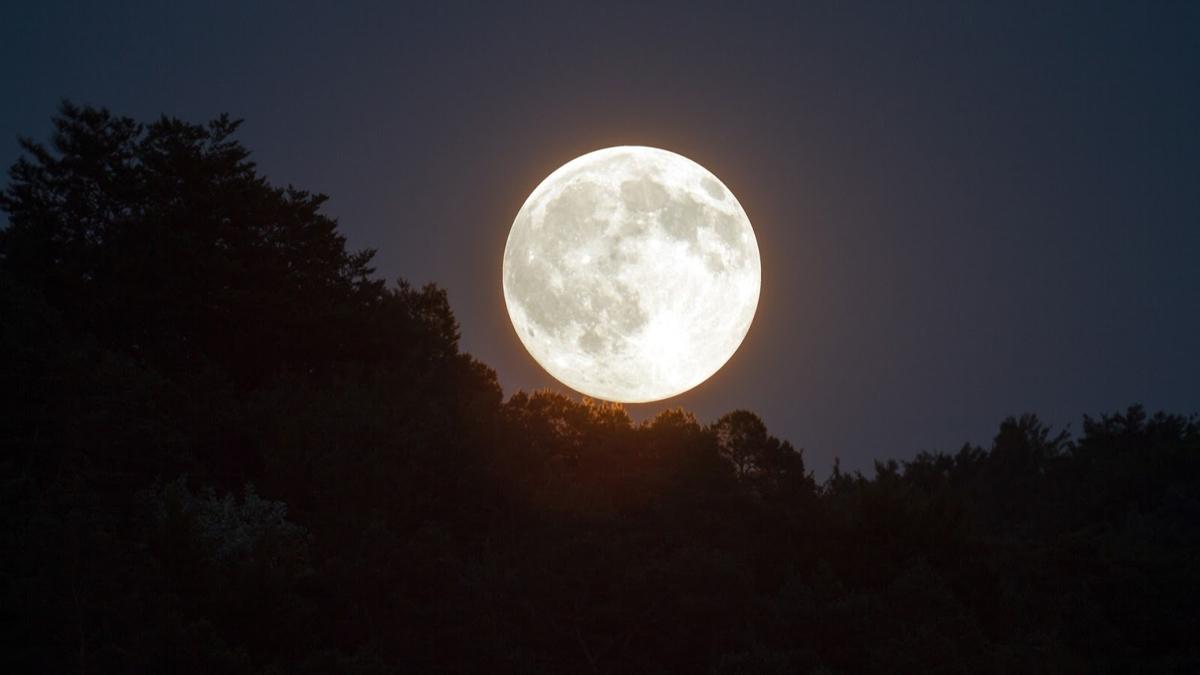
3, 103, 1197, 674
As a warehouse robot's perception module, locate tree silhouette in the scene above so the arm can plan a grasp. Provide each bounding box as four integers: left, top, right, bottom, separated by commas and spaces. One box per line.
2, 104, 1197, 673
1, 102, 381, 387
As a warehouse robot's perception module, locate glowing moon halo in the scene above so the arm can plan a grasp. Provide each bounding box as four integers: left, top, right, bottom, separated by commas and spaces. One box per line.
503, 146, 760, 403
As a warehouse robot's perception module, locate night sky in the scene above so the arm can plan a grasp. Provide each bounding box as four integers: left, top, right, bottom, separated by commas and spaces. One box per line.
4, 1, 1197, 475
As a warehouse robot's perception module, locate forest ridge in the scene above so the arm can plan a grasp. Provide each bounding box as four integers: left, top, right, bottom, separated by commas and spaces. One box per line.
2, 105, 1197, 673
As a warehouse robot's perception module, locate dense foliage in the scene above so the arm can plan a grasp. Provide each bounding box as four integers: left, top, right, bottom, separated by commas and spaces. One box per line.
3, 104, 1197, 674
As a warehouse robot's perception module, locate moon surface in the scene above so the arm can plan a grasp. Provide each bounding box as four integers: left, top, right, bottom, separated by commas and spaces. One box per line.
503, 146, 760, 403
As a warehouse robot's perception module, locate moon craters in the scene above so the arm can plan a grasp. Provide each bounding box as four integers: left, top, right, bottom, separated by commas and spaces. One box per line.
503, 146, 761, 402
702, 176, 726, 200
620, 178, 669, 212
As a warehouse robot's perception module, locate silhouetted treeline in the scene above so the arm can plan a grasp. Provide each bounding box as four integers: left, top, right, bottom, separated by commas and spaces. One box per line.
2, 104, 1197, 674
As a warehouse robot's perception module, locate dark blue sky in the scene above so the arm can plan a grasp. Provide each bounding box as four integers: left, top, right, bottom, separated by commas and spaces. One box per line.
4, 1, 1197, 474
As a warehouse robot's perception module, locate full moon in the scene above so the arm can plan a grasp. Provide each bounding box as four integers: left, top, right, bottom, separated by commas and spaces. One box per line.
503, 146, 760, 403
